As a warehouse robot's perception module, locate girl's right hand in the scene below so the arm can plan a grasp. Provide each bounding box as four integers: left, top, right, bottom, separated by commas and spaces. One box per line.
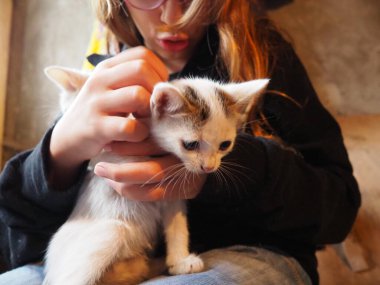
48, 47, 169, 188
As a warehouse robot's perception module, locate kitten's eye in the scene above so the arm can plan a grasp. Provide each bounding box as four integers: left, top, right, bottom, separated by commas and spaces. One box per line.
219, 141, 232, 151
182, 140, 200, 151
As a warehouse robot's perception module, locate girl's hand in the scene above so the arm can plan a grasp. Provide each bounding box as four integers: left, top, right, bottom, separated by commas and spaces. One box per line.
93, 151, 207, 201
49, 47, 168, 188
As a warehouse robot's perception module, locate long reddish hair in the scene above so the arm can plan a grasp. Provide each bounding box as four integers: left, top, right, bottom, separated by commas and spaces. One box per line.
91, 0, 286, 135
91, 0, 280, 80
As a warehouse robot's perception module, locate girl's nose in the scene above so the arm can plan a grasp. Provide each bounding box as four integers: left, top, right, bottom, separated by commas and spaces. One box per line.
160, 0, 183, 25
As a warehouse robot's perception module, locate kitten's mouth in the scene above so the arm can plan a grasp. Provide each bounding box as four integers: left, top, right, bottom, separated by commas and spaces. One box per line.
201, 166, 217, 173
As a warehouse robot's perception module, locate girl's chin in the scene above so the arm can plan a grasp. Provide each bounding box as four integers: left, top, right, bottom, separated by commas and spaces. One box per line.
156, 49, 191, 71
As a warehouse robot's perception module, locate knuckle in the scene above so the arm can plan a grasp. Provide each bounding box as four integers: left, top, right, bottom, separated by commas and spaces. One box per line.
85, 98, 104, 118
146, 187, 163, 201
87, 95, 101, 110
93, 119, 111, 143
109, 169, 123, 182
87, 122, 102, 142
147, 170, 159, 182
86, 74, 104, 92
136, 46, 153, 59
119, 119, 131, 135
95, 59, 110, 70
130, 86, 143, 101
130, 86, 149, 105
126, 120, 148, 141
133, 59, 148, 74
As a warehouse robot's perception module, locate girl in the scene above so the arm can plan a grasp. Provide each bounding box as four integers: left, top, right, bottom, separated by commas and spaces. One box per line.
0, 0, 360, 284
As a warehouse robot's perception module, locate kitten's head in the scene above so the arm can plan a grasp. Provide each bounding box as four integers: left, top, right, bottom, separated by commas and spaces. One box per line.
150, 78, 269, 174
44, 66, 89, 112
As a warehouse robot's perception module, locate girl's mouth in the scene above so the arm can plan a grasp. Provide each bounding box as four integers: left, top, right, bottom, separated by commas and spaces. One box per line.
157, 33, 189, 52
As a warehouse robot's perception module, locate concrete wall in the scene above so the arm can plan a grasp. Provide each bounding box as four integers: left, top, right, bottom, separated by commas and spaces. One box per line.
3, 0, 93, 163
268, 0, 380, 115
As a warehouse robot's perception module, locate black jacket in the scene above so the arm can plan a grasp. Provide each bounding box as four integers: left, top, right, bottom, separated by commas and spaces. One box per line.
0, 26, 360, 284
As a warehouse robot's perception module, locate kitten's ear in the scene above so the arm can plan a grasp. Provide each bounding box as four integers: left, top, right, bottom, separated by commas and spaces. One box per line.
151, 82, 187, 118
44, 66, 89, 92
223, 79, 270, 114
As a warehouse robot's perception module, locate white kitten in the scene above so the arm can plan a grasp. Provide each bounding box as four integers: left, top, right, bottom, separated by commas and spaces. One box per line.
43, 66, 269, 285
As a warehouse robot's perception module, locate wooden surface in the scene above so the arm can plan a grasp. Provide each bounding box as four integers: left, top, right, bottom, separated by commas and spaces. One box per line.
317, 115, 380, 285
0, 0, 13, 167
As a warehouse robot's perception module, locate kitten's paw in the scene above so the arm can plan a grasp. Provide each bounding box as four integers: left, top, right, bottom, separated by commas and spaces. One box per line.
168, 254, 204, 275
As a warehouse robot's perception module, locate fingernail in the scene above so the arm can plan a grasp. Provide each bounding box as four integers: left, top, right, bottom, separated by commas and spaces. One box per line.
94, 163, 107, 177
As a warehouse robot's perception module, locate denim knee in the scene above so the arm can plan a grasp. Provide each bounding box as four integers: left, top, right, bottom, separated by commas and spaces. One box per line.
0, 264, 44, 285
141, 245, 312, 285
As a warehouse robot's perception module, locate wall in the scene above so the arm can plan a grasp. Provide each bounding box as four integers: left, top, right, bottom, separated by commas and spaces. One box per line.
268, 0, 380, 115
0, 0, 13, 166
3, 0, 93, 164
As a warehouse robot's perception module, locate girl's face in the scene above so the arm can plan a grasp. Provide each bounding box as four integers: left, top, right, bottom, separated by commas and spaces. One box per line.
125, 0, 207, 73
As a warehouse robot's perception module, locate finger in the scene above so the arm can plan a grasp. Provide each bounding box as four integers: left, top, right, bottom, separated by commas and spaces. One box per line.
107, 138, 166, 156
101, 179, 167, 201
99, 86, 151, 117
104, 175, 205, 201
102, 59, 163, 92
97, 47, 168, 81
123, 181, 202, 201
93, 155, 181, 184
100, 116, 149, 142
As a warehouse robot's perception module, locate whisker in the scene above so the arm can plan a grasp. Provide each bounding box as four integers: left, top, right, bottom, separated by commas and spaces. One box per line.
222, 161, 252, 172
140, 163, 184, 188
214, 168, 229, 189
179, 170, 189, 199
171, 168, 187, 200
217, 163, 253, 198
146, 163, 186, 199
162, 164, 189, 199
217, 166, 237, 196
162, 166, 187, 199
222, 162, 256, 185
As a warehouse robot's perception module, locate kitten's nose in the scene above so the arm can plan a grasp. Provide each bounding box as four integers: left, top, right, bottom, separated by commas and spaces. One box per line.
201, 165, 216, 173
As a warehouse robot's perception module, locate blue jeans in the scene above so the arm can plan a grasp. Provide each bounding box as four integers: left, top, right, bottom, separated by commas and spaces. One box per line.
0, 246, 312, 285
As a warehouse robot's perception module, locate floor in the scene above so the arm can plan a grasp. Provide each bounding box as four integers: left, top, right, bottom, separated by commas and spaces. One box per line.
316, 116, 380, 285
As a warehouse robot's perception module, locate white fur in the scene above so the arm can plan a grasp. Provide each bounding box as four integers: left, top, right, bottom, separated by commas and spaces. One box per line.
151, 78, 269, 173
43, 67, 268, 285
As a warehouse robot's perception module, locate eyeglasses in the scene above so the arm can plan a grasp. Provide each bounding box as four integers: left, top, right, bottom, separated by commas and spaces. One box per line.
124, 0, 191, 11
124, 0, 168, 11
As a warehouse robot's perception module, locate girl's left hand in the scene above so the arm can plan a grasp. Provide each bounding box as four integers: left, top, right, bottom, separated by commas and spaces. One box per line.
94, 139, 207, 201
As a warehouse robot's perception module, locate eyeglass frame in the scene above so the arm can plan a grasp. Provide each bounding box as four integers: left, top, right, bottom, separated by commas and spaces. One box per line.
123, 0, 168, 11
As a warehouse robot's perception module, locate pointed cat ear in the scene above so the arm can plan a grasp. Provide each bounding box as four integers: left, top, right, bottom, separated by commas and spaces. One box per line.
44, 66, 89, 92
222, 79, 270, 114
151, 82, 187, 118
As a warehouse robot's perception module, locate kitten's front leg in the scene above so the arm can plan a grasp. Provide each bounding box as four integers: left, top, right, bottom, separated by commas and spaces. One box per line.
162, 200, 204, 275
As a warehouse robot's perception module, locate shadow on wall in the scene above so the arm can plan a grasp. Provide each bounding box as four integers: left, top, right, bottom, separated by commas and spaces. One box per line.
3, 0, 93, 165
267, 0, 380, 115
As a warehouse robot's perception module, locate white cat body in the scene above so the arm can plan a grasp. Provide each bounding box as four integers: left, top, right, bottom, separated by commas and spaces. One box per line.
44, 152, 191, 285
43, 66, 268, 285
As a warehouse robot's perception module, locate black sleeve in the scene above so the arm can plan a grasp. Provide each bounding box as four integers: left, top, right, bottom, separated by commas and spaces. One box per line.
189, 41, 360, 247
0, 127, 87, 270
